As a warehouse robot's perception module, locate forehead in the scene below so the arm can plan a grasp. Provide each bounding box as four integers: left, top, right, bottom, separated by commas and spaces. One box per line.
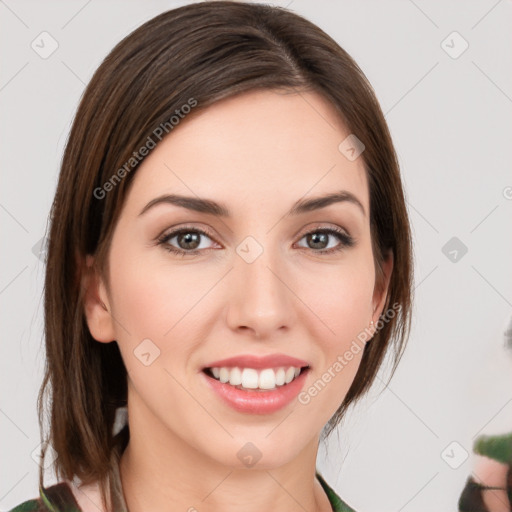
124, 89, 368, 217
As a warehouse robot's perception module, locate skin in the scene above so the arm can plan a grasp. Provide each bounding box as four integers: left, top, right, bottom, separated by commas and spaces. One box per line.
473, 454, 511, 512
83, 89, 393, 512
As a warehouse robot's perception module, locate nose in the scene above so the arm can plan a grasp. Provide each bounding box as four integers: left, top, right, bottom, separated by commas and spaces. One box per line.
225, 247, 296, 339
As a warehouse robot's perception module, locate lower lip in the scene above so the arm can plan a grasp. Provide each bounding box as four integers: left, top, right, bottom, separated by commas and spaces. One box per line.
201, 368, 310, 414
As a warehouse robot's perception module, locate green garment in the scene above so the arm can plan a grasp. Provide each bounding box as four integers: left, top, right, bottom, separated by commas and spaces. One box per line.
473, 431, 512, 465
6, 470, 357, 512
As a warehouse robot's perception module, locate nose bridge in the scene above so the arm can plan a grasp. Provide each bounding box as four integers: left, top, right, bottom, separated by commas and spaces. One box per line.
227, 236, 295, 336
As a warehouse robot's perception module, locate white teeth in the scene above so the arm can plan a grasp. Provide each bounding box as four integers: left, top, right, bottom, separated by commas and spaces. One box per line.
207, 366, 306, 390
241, 368, 259, 389
258, 369, 276, 390
285, 367, 295, 384
219, 367, 230, 383
275, 368, 285, 386
228, 367, 242, 386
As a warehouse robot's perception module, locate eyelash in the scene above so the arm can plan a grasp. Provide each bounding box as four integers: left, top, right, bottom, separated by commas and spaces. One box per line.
156, 224, 355, 257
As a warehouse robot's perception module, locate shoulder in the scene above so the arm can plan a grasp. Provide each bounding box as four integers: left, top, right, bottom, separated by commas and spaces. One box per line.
5, 482, 82, 512
6, 498, 44, 512
462, 432, 512, 505
472, 455, 510, 489
472, 453, 510, 488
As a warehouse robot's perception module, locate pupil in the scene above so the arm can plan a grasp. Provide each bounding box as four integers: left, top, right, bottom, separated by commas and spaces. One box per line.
309, 232, 327, 249
180, 232, 200, 250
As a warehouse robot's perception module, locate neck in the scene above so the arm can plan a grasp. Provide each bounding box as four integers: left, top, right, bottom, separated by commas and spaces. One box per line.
118, 394, 332, 512
120, 447, 332, 512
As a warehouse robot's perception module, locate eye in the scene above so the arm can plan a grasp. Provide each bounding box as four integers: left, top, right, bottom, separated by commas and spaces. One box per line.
295, 227, 355, 254
157, 226, 218, 257
156, 225, 355, 257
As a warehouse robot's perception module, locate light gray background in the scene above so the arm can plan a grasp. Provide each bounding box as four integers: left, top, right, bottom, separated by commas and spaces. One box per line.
1, 1, 511, 511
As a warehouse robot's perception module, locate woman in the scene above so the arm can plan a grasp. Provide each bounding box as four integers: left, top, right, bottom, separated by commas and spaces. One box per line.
7, 2, 414, 511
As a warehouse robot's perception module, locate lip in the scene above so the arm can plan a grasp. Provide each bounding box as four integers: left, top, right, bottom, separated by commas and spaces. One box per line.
202, 354, 310, 370
201, 367, 311, 414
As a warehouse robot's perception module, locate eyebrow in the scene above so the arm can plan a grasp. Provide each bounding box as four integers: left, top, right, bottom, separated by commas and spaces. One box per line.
138, 190, 366, 218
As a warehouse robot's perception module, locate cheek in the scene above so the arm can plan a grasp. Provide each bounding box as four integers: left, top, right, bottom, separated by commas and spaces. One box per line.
107, 258, 200, 399
107, 247, 217, 374
324, 278, 372, 340
108, 242, 202, 333
109, 267, 172, 338
295, 256, 375, 345
295, 266, 373, 417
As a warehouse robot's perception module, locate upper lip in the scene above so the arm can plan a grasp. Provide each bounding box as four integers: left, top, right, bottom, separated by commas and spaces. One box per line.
202, 354, 311, 370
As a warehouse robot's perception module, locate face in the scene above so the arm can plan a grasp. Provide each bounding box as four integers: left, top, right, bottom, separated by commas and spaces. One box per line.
84, 89, 392, 469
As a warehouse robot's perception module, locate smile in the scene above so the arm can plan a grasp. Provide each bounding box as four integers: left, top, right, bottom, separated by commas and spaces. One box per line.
201, 366, 311, 414
204, 366, 307, 391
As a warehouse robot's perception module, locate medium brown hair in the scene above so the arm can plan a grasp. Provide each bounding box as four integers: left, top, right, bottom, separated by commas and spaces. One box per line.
38, 2, 414, 509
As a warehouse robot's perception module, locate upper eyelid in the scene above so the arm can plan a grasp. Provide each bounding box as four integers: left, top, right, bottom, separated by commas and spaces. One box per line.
159, 222, 350, 239
158, 224, 219, 243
